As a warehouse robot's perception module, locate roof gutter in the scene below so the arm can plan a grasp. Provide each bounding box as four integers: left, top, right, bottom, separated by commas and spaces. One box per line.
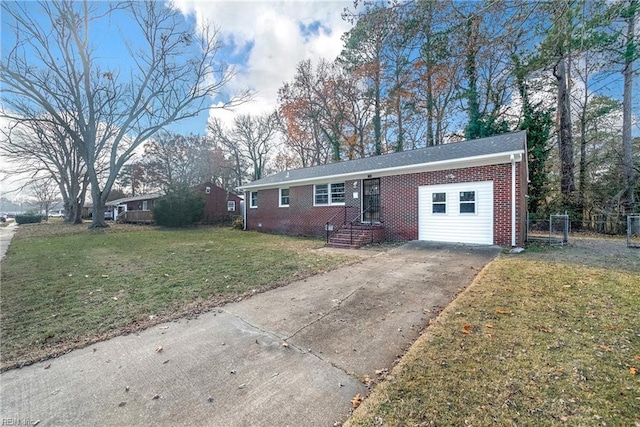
238, 150, 525, 192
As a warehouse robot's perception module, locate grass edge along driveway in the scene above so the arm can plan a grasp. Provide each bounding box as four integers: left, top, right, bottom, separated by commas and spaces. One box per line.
345, 253, 640, 426
0, 223, 357, 371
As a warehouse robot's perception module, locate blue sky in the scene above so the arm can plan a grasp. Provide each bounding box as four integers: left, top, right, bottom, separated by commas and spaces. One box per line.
169, 0, 353, 133
0, 0, 353, 195
0, 0, 352, 133
1, 0, 637, 198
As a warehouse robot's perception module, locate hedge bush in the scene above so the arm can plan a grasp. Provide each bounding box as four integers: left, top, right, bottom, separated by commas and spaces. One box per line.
15, 214, 43, 224
153, 184, 205, 227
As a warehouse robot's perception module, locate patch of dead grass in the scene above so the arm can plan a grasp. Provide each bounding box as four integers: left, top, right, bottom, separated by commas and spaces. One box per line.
0, 224, 358, 371
346, 255, 640, 426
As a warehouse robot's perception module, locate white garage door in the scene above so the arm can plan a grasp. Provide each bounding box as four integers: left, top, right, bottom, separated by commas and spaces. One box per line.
418, 181, 494, 245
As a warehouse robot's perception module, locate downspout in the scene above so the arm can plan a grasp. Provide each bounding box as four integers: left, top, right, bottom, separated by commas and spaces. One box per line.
243, 191, 247, 230
510, 154, 516, 247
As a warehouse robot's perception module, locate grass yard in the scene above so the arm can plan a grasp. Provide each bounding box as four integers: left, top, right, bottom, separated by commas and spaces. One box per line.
347, 242, 640, 426
0, 222, 354, 371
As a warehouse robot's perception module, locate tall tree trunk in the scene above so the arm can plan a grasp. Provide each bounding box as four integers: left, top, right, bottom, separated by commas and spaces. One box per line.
621, 0, 637, 213
578, 63, 588, 223
373, 60, 382, 155
578, 110, 587, 213
395, 91, 403, 152
464, 15, 481, 140
555, 56, 575, 197
426, 71, 434, 146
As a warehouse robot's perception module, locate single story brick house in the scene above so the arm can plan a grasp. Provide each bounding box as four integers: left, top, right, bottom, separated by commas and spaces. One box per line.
238, 131, 528, 247
109, 183, 242, 224
194, 182, 243, 223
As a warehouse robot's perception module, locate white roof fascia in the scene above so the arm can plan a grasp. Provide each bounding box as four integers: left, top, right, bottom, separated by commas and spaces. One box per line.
239, 150, 525, 191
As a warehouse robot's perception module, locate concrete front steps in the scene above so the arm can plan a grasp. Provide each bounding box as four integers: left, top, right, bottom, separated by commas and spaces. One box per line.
326, 224, 385, 249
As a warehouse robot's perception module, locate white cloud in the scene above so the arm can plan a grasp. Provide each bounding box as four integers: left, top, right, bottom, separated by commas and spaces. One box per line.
171, 0, 353, 127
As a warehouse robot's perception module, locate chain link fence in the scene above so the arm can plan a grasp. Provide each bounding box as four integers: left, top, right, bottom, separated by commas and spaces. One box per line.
527, 213, 640, 248
628, 215, 640, 248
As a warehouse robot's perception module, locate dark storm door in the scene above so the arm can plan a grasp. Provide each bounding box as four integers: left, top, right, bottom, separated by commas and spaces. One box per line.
362, 178, 381, 223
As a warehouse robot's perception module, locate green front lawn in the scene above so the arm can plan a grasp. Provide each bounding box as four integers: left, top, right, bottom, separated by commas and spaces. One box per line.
346, 250, 640, 426
0, 223, 353, 370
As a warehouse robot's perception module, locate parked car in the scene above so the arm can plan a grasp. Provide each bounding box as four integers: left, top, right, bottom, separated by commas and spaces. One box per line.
0, 213, 7, 222
48, 212, 64, 218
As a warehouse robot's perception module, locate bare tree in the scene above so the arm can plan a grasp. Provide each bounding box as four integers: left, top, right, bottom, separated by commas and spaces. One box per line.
29, 177, 59, 219
234, 113, 279, 181
208, 117, 248, 189
208, 112, 279, 184
0, 0, 248, 228
142, 132, 214, 191
1, 117, 90, 223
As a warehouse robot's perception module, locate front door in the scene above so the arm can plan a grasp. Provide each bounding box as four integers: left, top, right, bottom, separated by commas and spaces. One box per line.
362, 178, 381, 223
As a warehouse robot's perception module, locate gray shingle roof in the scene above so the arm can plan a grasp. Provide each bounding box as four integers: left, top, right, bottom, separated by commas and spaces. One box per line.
107, 193, 162, 206
240, 131, 526, 190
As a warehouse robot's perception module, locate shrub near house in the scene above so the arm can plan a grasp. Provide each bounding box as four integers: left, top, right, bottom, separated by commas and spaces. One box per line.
153, 184, 205, 227
15, 213, 44, 224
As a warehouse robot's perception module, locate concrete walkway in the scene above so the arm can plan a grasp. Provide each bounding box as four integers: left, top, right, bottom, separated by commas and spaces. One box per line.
0, 221, 17, 261
0, 242, 500, 427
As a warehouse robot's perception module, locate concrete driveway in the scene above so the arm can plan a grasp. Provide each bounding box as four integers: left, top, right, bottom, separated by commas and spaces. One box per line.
0, 242, 500, 426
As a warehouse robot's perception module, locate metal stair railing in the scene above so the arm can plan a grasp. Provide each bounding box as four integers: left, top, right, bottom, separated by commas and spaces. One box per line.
348, 206, 373, 246
325, 206, 358, 244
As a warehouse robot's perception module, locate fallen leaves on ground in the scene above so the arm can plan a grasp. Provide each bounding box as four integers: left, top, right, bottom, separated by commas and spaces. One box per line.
351, 394, 363, 409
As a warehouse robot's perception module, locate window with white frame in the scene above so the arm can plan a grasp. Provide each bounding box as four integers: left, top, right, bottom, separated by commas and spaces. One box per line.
314, 183, 345, 205
331, 183, 345, 203
205, 186, 211, 194
227, 201, 236, 211
459, 191, 476, 213
432, 192, 446, 214
142, 200, 149, 211
250, 191, 258, 208
279, 188, 290, 207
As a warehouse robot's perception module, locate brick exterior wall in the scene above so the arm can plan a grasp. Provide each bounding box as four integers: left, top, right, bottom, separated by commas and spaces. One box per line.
246, 180, 361, 237
245, 162, 526, 246
195, 182, 242, 224
380, 163, 524, 245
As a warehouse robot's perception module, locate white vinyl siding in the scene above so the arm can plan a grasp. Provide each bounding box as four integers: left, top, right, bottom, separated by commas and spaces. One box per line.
418, 181, 493, 245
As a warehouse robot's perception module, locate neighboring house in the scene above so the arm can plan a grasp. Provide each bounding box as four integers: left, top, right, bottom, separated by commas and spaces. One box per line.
109, 193, 162, 224
82, 203, 116, 220
238, 131, 528, 248
196, 182, 243, 223
109, 184, 242, 224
